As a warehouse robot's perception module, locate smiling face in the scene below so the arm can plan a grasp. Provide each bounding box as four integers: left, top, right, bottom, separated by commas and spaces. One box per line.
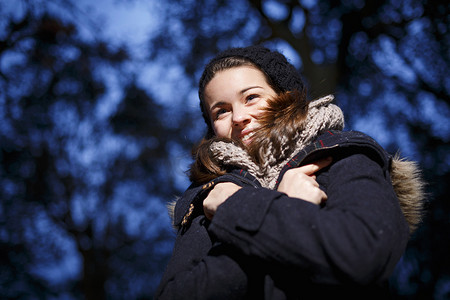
203, 66, 277, 145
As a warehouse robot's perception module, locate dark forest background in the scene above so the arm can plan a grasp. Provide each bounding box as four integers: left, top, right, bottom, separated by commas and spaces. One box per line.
1, 0, 449, 299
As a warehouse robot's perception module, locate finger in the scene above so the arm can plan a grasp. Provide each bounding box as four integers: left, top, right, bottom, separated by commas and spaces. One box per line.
321, 190, 328, 202
315, 156, 333, 169
296, 164, 321, 176
309, 178, 319, 187
203, 205, 213, 220
298, 157, 333, 175
205, 211, 213, 220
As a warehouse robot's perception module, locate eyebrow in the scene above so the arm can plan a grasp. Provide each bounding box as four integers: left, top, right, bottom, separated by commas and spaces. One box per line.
240, 86, 263, 94
210, 101, 227, 112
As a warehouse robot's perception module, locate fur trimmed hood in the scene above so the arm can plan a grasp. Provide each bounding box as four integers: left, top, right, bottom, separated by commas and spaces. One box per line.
390, 154, 426, 233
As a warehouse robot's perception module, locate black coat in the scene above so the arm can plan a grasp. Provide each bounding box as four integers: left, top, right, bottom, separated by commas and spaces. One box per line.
155, 131, 410, 299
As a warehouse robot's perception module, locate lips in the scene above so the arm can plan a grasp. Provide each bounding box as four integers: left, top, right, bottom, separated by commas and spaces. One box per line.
239, 128, 256, 144
241, 131, 255, 143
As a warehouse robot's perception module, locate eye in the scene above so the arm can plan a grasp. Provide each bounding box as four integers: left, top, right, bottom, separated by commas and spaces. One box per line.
214, 108, 228, 120
246, 94, 259, 102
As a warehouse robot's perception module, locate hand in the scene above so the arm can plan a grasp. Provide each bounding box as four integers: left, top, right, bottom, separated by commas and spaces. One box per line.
203, 182, 242, 220
277, 157, 332, 205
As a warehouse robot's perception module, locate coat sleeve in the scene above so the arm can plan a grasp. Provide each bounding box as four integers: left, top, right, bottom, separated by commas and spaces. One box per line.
155, 173, 266, 300
155, 215, 254, 299
208, 153, 410, 285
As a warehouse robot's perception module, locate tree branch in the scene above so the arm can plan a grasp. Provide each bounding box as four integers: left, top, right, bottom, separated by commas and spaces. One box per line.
248, 0, 338, 97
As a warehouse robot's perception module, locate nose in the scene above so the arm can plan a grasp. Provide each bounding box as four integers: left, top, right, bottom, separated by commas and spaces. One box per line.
232, 106, 251, 128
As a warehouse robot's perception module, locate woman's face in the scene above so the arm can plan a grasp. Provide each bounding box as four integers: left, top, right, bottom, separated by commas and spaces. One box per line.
204, 66, 277, 145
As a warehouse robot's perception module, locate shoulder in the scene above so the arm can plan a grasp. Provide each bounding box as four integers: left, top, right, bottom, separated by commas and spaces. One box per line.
311, 130, 426, 234
316, 130, 391, 169
315, 130, 389, 158
277, 130, 392, 187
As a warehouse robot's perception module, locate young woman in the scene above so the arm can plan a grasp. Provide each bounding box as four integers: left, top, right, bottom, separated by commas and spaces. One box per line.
155, 45, 425, 299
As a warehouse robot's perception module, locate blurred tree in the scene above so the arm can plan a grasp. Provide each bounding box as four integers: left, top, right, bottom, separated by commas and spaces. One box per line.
148, 0, 450, 299
1, 0, 449, 299
0, 1, 192, 298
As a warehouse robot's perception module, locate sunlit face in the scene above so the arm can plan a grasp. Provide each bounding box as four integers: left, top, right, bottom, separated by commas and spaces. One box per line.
204, 66, 277, 145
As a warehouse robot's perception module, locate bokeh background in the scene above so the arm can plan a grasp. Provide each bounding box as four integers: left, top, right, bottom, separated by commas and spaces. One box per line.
1, 0, 449, 299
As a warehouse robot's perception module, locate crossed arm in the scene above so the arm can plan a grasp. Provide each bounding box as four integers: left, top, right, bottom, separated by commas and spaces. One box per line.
203, 157, 332, 219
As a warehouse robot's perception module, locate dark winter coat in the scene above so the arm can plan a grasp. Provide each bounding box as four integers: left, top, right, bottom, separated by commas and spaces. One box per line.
155, 130, 423, 299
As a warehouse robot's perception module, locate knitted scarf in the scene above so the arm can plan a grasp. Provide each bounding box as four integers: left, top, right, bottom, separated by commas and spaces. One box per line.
209, 95, 345, 189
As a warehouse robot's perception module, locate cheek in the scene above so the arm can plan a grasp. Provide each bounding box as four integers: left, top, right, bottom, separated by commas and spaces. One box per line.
252, 101, 269, 117
213, 121, 231, 138
259, 98, 271, 109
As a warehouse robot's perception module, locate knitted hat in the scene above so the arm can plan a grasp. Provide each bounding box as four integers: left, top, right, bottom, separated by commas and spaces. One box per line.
198, 45, 305, 136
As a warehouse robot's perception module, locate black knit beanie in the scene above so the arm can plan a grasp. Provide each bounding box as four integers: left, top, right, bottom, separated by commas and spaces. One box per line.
199, 45, 305, 136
